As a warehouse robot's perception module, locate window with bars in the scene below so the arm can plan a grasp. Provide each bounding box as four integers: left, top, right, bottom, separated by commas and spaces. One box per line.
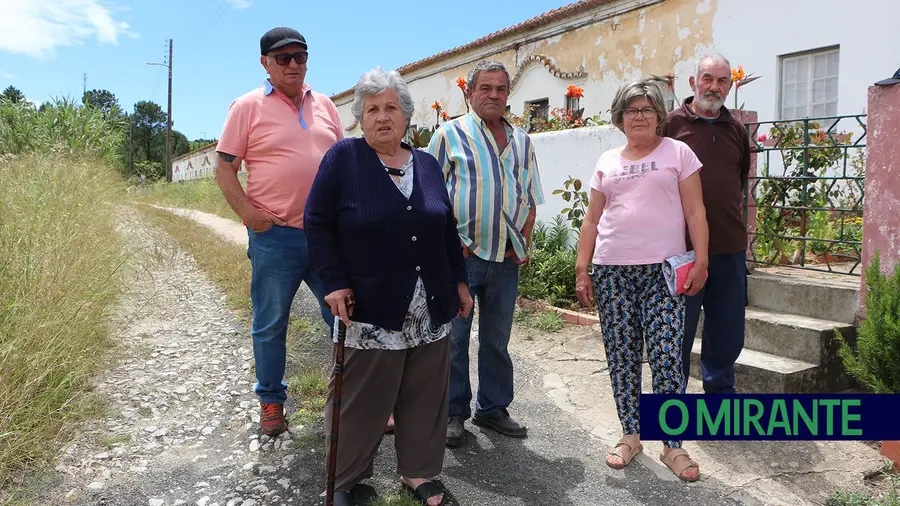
779, 47, 839, 120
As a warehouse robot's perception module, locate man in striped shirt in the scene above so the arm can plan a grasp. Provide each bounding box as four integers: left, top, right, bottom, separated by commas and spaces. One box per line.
427, 60, 545, 447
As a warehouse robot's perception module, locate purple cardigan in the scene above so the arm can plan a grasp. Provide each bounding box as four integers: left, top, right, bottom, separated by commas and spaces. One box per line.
303, 137, 468, 331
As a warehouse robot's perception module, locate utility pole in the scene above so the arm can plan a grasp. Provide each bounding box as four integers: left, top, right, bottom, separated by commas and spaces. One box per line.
83, 73, 87, 98
165, 39, 173, 182
147, 38, 173, 182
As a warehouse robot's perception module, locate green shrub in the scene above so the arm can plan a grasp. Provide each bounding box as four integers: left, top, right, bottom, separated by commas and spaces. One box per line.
520, 216, 579, 308
836, 250, 900, 393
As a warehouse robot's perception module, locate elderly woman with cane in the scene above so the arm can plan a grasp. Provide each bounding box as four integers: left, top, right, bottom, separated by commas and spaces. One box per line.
574, 77, 709, 481
304, 66, 472, 506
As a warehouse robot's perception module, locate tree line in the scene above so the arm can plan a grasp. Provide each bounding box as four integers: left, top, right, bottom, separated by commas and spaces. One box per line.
2, 85, 215, 181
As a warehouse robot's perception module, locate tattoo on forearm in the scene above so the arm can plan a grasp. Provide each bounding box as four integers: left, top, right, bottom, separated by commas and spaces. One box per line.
218, 153, 236, 162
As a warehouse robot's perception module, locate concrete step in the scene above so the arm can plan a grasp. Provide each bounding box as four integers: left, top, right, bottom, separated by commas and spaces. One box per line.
689, 341, 820, 394
693, 307, 854, 365
744, 307, 854, 364
747, 270, 859, 324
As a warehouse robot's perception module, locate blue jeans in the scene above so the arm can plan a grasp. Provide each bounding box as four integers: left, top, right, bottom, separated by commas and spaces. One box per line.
682, 250, 747, 394
449, 255, 520, 420
247, 225, 334, 404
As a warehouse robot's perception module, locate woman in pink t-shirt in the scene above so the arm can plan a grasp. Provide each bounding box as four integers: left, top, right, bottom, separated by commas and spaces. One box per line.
574, 78, 709, 482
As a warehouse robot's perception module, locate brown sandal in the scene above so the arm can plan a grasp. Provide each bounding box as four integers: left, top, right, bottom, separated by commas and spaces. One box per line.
606, 440, 643, 469
660, 448, 700, 482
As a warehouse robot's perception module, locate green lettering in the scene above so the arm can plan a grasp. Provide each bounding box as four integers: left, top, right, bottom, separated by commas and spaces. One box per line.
767, 399, 792, 436
793, 399, 818, 435
698, 399, 728, 436
743, 399, 765, 435
733, 396, 740, 436
660, 400, 689, 435
820, 399, 840, 435
841, 399, 862, 436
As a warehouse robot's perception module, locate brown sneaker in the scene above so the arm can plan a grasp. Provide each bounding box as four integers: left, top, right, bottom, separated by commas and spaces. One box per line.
260, 402, 288, 436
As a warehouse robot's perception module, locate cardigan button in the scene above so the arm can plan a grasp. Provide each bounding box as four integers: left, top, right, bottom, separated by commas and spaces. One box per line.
411, 236, 417, 241
416, 266, 421, 271
407, 206, 412, 211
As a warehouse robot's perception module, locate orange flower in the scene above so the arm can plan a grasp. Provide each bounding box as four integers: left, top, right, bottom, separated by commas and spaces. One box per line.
731, 65, 746, 82
431, 101, 441, 111
440, 111, 450, 121
565, 84, 584, 99
456, 77, 466, 90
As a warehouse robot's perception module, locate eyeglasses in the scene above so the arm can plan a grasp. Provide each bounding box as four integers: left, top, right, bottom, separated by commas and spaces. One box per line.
624, 107, 657, 119
271, 51, 308, 66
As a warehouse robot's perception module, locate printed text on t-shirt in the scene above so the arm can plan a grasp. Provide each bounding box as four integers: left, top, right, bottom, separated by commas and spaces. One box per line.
610, 161, 659, 183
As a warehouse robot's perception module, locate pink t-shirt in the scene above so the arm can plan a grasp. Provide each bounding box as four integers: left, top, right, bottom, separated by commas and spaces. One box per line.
217, 81, 343, 229
589, 137, 702, 265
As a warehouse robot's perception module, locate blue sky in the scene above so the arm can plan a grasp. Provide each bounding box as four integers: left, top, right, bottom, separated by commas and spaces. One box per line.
0, 0, 569, 141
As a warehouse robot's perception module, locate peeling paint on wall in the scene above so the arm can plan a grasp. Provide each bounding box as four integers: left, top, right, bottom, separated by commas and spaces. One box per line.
336, 0, 719, 133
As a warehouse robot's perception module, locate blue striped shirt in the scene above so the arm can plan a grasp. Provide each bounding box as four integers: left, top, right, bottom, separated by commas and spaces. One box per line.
427, 112, 545, 263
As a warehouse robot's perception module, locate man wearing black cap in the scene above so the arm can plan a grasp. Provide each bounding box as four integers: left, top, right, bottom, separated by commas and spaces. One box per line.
216, 27, 344, 436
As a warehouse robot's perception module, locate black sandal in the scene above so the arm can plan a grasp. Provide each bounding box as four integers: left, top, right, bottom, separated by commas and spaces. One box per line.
402, 480, 446, 505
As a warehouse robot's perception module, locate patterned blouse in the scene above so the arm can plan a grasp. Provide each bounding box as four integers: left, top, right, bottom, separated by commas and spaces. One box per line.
333, 151, 452, 351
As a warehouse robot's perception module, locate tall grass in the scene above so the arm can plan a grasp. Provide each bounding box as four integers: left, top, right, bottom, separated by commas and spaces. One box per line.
135, 176, 243, 221
0, 99, 127, 487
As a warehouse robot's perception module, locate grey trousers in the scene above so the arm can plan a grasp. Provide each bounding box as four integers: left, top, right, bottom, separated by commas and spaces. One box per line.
324, 336, 451, 492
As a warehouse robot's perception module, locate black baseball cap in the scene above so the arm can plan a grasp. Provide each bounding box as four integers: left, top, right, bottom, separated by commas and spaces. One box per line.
260, 27, 307, 55
874, 67, 900, 86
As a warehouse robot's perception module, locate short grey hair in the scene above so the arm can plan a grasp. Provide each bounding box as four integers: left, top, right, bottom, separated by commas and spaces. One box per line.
610, 78, 668, 130
466, 60, 511, 92
695, 53, 731, 78
350, 66, 415, 123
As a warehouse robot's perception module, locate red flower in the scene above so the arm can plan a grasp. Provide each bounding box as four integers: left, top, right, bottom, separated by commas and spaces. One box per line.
440, 111, 450, 121
456, 77, 466, 91
431, 101, 441, 111
565, 85, 584, 99
757, 134, 767, 142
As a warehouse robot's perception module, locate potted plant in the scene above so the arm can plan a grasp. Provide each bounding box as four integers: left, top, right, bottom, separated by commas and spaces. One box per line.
836, 250, 900, 468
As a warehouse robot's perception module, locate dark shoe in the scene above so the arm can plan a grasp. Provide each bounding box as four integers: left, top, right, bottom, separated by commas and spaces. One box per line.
329, 490, 352, 506
446, 416, 464, 447
260, 402, 288, 436
472, 411, 527, 438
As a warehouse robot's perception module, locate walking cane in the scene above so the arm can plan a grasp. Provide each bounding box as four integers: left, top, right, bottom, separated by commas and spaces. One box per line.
325, 295, 352, 506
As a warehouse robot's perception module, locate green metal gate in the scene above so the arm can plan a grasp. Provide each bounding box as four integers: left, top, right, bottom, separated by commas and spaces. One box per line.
743, 114, 866, 275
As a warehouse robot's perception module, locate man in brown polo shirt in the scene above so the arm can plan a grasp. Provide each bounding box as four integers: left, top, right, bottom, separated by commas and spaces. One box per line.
660, 53, 751, 394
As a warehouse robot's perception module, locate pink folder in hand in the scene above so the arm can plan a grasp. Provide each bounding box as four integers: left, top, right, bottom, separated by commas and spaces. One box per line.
663, 251, 705, 296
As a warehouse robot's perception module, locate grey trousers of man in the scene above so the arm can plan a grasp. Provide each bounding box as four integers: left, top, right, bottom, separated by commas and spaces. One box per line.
324, 336, 451, 492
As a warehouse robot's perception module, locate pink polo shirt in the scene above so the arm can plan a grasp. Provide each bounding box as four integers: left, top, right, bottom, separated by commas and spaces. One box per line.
217, 80, 343, 229
589, 137, 702, 265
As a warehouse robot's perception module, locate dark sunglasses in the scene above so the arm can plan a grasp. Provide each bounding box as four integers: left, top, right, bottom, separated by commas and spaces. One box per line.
271, 51, 308, 66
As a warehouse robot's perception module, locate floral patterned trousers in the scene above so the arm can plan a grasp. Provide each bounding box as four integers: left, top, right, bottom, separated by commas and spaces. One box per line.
593, 263, 686, 448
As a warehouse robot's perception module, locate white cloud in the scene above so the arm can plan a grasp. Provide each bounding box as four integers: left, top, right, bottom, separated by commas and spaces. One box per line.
224, 0, 252, 9
0, 71, 17, 79
0, 0, 136, 59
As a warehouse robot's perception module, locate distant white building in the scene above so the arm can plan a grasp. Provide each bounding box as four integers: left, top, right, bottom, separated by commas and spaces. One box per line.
171, 142, 245, 182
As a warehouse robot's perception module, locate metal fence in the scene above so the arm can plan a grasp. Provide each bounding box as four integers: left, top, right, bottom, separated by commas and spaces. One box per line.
742, 114, 866, 275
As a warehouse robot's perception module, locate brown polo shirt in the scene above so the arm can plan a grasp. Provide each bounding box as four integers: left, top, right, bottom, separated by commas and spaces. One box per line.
660, 97, 751, 255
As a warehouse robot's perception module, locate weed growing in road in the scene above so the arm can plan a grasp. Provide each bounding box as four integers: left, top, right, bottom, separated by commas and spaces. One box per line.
514, 307, 565, 333
368, 495, 422, 506
287, 367, 329, 428
828, 472, 899, 506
